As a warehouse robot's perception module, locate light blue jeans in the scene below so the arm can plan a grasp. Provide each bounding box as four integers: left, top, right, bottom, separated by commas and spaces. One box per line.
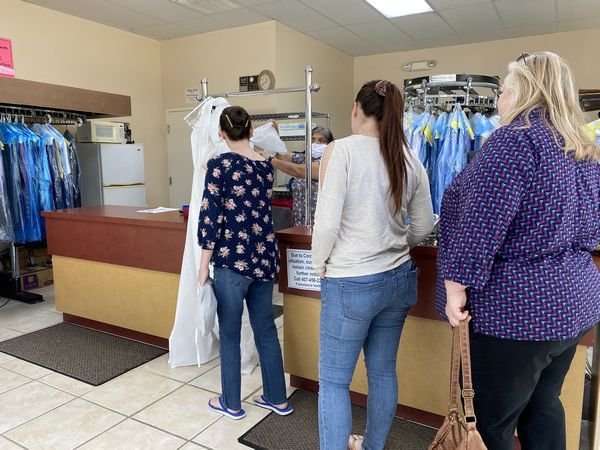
213, 267, 286, 411
318, 261, 418, 450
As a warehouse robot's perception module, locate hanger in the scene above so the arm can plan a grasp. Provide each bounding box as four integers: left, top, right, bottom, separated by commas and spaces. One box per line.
183, 95, 213, 123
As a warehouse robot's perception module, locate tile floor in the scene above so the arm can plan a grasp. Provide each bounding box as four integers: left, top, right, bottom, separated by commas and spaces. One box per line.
0, 285, 291, 449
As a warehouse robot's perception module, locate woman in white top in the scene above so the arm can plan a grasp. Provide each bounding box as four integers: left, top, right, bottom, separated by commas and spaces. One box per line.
312, 80, 434, 450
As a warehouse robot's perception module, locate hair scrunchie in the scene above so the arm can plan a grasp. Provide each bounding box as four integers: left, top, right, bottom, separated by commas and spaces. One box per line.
375, 80, 390, 97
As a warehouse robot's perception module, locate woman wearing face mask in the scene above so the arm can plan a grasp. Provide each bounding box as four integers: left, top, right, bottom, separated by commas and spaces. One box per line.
269, 126, 334, 226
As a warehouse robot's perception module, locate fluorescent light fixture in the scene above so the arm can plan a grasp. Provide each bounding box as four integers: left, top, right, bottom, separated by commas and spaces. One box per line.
170, 0, 240, 14
365, 0, 433, 18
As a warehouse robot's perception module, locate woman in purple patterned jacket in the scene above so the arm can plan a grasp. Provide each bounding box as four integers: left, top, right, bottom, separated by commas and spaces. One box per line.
437, 52, 599, 450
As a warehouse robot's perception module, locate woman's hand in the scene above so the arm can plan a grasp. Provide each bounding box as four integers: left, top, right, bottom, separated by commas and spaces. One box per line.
269, 120, 279, 134
198, 266, 209, 287
444, 280, 470, 326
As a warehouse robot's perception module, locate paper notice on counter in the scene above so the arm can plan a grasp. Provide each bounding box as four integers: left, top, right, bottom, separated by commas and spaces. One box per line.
137, 207, 180, 214
287, 249, 321, 292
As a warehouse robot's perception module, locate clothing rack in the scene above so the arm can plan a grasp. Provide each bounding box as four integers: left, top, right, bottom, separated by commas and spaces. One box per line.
0, 104, 87, 304
0, 104, 86, 126
404, 74, 500, 113
191, 65, 321, 227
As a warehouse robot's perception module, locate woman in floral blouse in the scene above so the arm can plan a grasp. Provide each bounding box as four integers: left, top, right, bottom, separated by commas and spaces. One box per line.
198, 106, 292, 420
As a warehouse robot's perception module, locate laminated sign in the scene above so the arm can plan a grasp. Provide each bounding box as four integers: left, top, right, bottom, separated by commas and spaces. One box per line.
0, 38, 14, 78
286, 249, 320, 291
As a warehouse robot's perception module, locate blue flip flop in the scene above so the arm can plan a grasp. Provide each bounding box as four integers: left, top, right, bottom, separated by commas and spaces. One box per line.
208, 396, 246, 420
254, 395, 294, 416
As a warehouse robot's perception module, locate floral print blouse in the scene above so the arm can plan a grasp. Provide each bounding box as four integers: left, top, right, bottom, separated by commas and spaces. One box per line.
198, 153, 280, 281
291, 152, 319, 227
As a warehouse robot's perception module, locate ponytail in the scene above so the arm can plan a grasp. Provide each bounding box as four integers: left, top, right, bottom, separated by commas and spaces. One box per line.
355, 80, 408, 215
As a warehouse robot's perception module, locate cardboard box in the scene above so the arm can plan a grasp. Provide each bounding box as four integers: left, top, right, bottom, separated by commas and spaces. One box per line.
18, 248, 51, 269
20, 267, 53, 291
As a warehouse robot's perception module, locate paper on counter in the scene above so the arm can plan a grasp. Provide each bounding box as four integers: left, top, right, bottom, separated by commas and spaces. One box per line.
137, 207, 180, 214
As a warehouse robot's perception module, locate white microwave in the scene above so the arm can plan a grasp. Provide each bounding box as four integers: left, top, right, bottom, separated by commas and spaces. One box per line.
77, 121, 125, 143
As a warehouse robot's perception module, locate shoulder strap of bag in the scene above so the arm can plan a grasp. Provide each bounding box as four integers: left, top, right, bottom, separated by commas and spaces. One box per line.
449, 322, 461, 410
459, 320, 477, 425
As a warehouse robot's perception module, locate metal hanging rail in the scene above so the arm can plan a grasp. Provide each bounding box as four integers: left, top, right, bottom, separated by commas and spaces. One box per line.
200, 84, 320, 100
196, 65, 321, 227
0, 104, 86, 126
404, 73, 500, 112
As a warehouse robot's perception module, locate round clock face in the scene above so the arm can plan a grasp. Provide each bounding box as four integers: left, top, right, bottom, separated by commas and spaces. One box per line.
259, 70, 275, 90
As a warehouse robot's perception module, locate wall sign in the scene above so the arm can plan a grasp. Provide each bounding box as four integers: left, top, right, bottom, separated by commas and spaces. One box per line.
0, 38, 14, 78
286, 249, 321, 292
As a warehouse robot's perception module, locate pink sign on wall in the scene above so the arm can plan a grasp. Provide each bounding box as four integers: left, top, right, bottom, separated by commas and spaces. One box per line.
0, 38, 15, 78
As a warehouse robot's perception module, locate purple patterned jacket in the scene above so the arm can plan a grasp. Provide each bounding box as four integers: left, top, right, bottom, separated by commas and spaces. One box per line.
436, 109, 600, 341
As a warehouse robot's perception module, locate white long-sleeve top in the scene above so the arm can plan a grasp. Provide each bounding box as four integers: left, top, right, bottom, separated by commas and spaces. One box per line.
312, 134, 434, 278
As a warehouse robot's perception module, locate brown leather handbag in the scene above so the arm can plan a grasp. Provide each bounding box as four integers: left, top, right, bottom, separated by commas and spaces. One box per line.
429, 320, 488, 450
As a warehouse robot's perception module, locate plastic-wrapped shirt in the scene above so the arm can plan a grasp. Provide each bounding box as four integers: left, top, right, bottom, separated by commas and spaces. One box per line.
0, 123, 42, 242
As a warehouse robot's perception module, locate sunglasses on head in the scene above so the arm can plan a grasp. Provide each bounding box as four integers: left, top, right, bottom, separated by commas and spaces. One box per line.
517, 52, 535, 65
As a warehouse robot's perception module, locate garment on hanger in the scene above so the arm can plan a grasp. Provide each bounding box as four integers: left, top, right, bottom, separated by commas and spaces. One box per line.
0, 138, 14, 243
31, 124, 75, 209
0, 122, 42, 242
407, 106, 499, 214
64, 130, 82, 207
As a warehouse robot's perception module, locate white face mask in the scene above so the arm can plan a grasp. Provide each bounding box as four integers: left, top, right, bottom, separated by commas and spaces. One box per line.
311, 143, 327, 159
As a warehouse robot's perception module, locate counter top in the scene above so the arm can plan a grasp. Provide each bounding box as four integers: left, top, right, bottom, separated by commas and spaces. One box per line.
276, 226, 596, 347
42, 206, 186, 230
43, 206, 186, 274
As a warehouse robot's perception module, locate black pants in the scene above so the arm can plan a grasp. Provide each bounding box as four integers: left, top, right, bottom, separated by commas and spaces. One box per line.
469, 330, 580, 450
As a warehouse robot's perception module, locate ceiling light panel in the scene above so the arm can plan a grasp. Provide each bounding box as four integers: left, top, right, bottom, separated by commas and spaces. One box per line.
365, 0, 433, 18
171, 0, 241, 14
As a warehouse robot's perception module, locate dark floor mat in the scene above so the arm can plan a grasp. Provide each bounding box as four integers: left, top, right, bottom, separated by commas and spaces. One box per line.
239, 389, 438, 449
0, 323, 166, 386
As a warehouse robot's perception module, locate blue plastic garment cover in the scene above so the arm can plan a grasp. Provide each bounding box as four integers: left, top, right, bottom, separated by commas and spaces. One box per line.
36, 124, 74, 208
63, 130, 81, 207
470, 113, 496, 151
434, 109, 459, 214
430, 112, 448, 210
0, 123, 27, 242
403, 109, 417, 143
434, 106, 474, 214
0, 135, 14, 242
13, 124, 43, 241
32, 129, 54, 213
44, 125, 74, 208
411, 112, 430, 166
422, 114, 437, 176
31, 124, 66, 210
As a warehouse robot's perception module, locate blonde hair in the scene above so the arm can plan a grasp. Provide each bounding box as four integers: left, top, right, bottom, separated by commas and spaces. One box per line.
501, 51, 598, 161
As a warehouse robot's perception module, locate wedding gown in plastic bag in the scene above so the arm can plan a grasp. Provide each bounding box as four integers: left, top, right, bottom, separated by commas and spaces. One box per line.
168, 97, 259, 375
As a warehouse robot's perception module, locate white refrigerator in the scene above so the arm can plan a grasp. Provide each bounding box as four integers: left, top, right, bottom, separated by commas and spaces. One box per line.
78, 143, 147, 207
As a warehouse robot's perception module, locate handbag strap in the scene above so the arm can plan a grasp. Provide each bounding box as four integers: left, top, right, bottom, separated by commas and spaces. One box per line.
448, 321, 461, 410
447, 320, 478, 424
458, 320, 477, 423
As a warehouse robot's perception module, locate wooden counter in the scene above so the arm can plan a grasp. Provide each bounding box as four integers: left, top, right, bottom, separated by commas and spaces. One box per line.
276, 226, 596, 450
42, 206, 186, 348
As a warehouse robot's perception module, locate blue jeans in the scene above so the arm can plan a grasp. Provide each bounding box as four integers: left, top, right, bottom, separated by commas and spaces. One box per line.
213, 267, 287, 410
318, 261, 418, 450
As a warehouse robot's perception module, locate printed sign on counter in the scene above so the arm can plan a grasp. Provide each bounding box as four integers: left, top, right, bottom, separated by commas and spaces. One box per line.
287, 249, 320, 292
0, 38, 14, 78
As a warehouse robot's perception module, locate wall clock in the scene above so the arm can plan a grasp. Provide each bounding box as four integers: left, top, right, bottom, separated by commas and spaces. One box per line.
259, 69, 275, 90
